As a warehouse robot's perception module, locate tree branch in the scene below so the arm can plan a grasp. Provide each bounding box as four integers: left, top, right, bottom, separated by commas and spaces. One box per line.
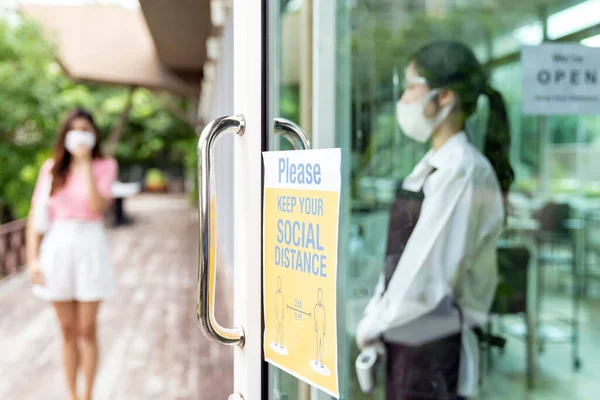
104, 86, 137, 156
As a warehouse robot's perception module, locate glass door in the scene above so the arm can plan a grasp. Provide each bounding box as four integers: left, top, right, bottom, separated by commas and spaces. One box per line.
266, 3, 346, 400
266, 0, 600, 400
198, 0, 600, 399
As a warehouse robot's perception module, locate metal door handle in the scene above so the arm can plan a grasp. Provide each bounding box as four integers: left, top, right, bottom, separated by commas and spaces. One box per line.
274, 118, 310, 150
197, 115, 246, 347
196, 116, 307, 348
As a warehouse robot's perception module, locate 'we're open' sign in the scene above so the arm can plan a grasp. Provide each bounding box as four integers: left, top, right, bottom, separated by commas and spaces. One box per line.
522, 43, 600, 115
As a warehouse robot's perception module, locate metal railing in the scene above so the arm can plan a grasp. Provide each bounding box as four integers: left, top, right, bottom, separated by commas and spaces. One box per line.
0, 219, 26, 278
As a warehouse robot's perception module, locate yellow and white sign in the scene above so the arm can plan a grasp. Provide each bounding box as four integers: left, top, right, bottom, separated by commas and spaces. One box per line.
263, 149, 341, 398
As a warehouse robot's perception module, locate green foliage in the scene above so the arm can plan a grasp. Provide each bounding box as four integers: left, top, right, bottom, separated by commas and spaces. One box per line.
0, 14, 197, 222
278, 85, 300, 151
145, 168, 168, 189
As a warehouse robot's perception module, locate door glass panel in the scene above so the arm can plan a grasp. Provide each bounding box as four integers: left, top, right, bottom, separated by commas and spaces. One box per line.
267, 1, 315, 398
269, 0, 600, 399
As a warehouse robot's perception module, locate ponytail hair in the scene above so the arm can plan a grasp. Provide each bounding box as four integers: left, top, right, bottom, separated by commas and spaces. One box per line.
483, 86, 514, 196
411, 41, 514, 198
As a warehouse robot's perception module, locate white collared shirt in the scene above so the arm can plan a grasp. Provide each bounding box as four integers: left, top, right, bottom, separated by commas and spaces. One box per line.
360, 132, 504, 397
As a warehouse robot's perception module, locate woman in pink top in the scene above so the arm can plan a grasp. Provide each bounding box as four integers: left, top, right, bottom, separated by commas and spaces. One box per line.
26, 108, 118, 400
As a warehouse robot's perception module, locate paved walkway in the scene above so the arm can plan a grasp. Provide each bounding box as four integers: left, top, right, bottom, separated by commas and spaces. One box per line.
0, 194, 233, 400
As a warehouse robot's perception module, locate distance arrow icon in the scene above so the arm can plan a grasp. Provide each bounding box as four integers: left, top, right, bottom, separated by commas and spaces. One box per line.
287, 305, 312, 317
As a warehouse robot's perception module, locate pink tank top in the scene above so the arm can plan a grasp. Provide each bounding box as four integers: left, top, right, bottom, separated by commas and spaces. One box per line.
31, 158, 118, 221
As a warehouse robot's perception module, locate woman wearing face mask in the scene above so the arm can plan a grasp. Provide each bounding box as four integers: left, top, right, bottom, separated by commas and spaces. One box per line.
356, 41, 513, 399
26, 108, 118, 400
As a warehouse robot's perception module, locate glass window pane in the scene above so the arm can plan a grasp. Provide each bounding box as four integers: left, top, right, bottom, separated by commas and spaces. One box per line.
269, 1, 600, 399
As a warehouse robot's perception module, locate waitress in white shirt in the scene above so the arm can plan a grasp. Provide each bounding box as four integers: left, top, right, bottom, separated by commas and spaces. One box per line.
356, 41, 514, 400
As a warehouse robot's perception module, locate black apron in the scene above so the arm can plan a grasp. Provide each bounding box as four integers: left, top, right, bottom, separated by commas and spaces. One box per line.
382, 182, 463, 400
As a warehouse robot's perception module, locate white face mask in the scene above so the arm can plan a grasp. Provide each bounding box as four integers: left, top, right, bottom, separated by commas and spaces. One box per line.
65, 130, 96, 153
396, 89, 454, 143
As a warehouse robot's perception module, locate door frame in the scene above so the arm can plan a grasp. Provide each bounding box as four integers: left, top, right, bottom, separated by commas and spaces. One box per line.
232, 0, 267, 398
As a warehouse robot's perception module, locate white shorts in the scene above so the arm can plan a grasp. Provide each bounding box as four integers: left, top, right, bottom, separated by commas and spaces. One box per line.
32, 220, 116, 302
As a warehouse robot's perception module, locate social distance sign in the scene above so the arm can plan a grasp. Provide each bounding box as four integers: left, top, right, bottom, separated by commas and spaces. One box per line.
263, 149, 341, 398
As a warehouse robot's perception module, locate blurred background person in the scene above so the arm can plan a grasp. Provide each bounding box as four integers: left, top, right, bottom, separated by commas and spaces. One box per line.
26, 108, 118, 400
